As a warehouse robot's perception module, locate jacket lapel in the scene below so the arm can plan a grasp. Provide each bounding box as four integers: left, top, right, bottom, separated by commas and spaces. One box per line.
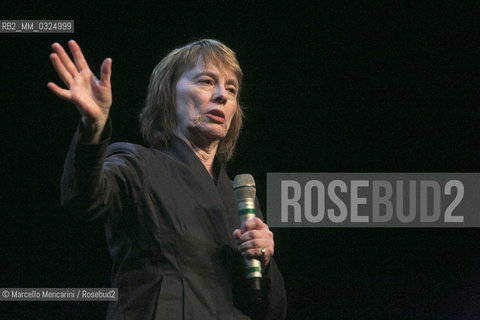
164, 137, 235, 245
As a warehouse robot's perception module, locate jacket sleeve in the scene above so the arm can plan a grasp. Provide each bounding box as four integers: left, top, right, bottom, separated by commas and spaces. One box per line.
265, 261, 287, 319
60, 119, 147, 222
255, 199, 288, 320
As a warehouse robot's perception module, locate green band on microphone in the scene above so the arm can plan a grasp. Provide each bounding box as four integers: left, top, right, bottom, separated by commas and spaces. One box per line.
246, 266, 261, 273
239, 208, 256, 216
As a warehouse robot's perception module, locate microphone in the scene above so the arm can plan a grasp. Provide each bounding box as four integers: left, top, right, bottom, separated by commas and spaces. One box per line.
233, 174, 262, 292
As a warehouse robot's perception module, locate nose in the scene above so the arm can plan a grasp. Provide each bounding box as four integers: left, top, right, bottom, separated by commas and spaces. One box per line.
212, 85, 227, 105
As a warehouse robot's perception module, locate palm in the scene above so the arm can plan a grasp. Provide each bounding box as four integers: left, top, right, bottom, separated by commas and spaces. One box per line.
48, 40, 112, 124
69, 68, 111, 119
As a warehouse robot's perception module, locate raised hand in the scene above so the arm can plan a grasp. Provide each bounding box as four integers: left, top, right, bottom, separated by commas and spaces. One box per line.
47, 40, 112, 143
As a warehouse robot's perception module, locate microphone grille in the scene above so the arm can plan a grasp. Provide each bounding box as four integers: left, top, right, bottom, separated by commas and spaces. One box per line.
233, 174, 255, 188
233, 174, 256, 200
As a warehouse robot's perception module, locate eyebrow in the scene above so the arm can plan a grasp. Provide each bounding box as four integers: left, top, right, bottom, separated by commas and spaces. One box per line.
193, 71, 238, 87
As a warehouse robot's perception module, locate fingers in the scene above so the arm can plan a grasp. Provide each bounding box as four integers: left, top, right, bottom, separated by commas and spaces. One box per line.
238, 229, 262, 242
51, 42, 78, 76
49, 53, 73, 87
241, 217, 266, 233
241, 246, 271, 260
234, 218, 275, 265
68, 40, 90, 72
47, 82, 72, 100
238, 239, 274, 267
237, 230, 273, 252
237, 218, 273, 245
238, 236, 264, 253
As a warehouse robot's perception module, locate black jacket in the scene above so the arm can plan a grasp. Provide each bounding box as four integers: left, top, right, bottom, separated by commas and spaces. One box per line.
61, 121, 287, 319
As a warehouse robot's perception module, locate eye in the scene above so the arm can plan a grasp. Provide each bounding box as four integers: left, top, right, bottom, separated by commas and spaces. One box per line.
226, 86, 237, 95
199, 78, 214, 85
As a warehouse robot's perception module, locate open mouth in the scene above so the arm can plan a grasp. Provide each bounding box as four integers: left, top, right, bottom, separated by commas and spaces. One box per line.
206, 109, 226, 123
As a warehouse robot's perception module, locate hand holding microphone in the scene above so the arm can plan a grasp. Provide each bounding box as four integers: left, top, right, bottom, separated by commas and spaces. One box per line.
233, 174, 275, 292
233, 217, 274, 269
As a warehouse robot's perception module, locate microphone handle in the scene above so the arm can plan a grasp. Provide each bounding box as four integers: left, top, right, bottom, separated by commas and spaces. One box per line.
239, 201, 262, 284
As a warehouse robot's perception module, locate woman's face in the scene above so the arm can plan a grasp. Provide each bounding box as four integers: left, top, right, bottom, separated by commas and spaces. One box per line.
175, 58, 238, 144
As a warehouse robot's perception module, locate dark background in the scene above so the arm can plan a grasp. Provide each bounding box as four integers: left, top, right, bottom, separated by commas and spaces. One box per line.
1, 1, 479, 319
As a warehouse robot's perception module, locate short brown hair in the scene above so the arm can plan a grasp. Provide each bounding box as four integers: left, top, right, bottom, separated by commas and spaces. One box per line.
139, 39, 244, 163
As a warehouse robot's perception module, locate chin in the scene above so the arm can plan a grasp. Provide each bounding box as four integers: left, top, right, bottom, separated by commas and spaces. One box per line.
205, 131, 227, 141
202, 125, 228, 139
188, 128, 225, 144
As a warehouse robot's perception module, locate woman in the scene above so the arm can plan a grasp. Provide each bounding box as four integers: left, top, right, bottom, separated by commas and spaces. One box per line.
49, 39, 286, 319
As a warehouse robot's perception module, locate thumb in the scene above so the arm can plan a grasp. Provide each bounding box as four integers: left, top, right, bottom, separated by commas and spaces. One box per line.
100, 58, 112, 86
232, 229, 241, 239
